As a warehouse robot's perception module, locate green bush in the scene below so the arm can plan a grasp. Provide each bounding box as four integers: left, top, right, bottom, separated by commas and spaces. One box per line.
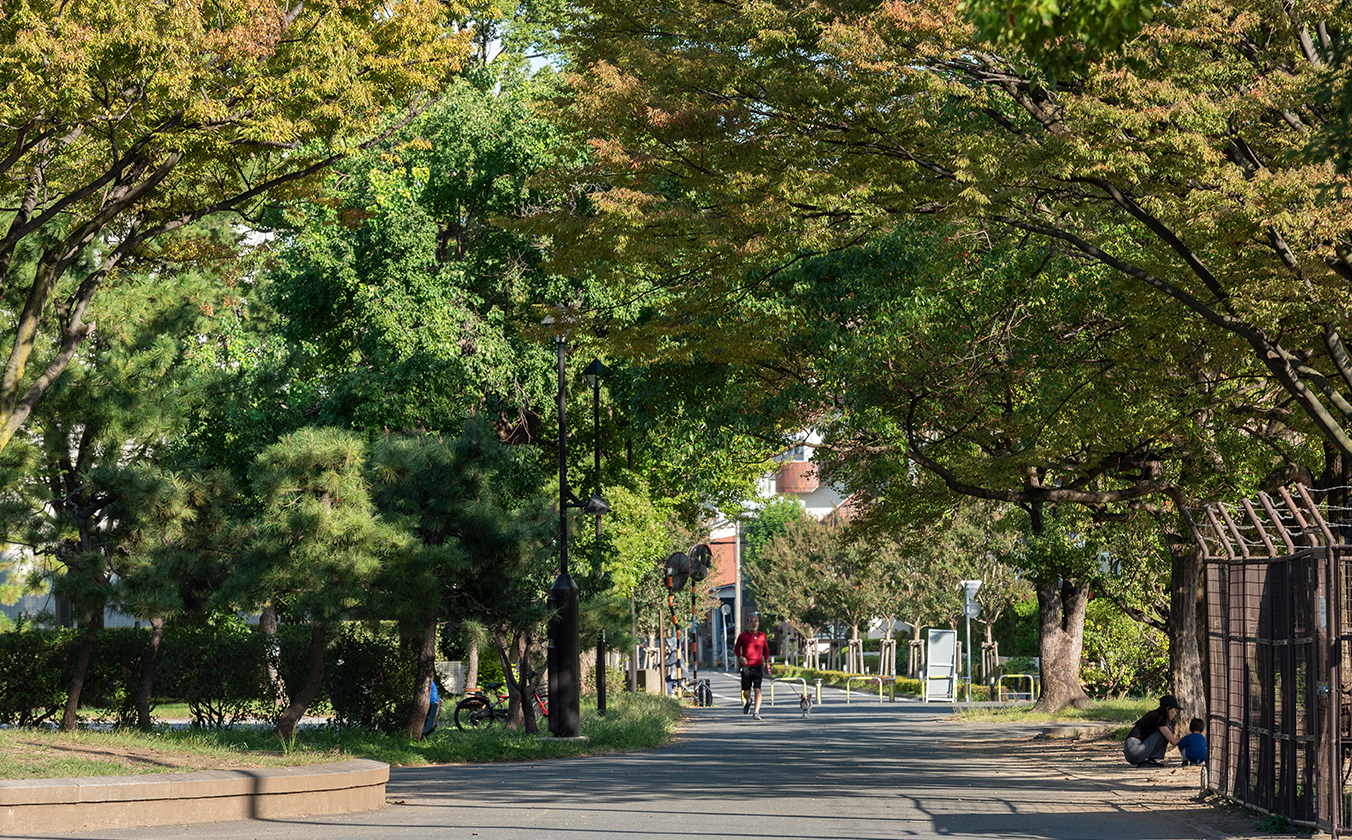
0, 616, 497, 733
777, 664, 924, 697
328, 624, 414, 733
0, 626, 155, 727
0, 627, 72, 726
79, 627, 152, 726
993, 598, 1039, 658
157, 616, 276, 728
476, 649, 506, 687
1001, 655, 1038, 676
1082, 599, 1167, 699
962, 684, 992, 701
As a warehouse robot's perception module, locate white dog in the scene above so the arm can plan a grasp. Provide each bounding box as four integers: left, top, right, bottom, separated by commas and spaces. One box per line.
799, 691, 813, 718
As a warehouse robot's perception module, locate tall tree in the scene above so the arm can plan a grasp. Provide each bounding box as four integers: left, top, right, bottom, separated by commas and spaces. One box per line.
0, 0, 470, 453
265, 69, 570, 435
556, 0, 1351, 461
549, 0, 1352, 708
0, 263, 244, 729
581, 220, 1283, 710
231, 428, 406, 740
368, 418, 553, 738
753, 516, 834, 647
114, 466, 245, 730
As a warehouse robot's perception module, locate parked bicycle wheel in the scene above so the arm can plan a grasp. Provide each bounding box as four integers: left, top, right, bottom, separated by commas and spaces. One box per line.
695, 681, 713, 707
532, 692, 548, 719
454, 696, 496, 731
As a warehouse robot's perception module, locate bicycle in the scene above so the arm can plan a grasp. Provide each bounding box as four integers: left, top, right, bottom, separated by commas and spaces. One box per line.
453, 681, 549, 731
667, 675, 713, 707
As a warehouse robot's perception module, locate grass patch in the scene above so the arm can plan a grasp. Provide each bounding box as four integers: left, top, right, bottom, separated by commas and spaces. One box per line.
145, 701, 192, 720
0, 691, 681, 779
955, 697, 1154, 732
0, 727, 344, 780
282, 691, 682, 766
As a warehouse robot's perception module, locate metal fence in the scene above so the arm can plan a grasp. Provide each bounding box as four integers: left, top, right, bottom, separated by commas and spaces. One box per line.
1195, 485, 1343, 834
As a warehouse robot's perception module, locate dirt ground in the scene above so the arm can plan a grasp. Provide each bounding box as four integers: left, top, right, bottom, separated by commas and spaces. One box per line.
957, 731, 1312, 839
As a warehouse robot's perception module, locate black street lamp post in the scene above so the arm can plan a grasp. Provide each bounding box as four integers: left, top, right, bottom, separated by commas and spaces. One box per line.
583, 358, 608, 715
548, 335, 609, 738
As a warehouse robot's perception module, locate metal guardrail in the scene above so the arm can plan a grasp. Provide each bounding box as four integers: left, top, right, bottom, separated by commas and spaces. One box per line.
768, 677, 808, 706
997, 673, 1038, 701
846, 676, 883, 703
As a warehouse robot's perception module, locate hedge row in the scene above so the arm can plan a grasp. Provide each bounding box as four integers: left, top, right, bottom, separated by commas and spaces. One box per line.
775, 665, 994, 701
0, 620, 420, 731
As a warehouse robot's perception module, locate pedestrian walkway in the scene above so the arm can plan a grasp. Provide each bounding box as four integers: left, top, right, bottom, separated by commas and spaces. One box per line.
19, 680, 1280, 840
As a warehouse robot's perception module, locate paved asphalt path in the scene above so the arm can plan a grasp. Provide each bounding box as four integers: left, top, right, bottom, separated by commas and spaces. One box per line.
27, 672, 1227, 840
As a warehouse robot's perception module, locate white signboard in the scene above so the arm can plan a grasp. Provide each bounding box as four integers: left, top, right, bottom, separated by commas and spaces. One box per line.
924, 629, 958, 703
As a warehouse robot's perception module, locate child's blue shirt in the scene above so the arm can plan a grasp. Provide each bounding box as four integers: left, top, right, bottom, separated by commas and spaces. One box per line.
1177, 733, 1207, 764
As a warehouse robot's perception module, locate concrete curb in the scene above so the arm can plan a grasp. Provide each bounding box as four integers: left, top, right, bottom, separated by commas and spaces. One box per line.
0, 759, 388, 835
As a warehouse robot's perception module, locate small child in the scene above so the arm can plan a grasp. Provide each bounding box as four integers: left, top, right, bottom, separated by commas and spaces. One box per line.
422, 678, 440, 737
1176, 717, 1207, 766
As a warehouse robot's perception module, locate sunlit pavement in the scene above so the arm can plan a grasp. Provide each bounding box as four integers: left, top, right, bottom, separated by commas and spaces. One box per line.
23, 671, 1227, 840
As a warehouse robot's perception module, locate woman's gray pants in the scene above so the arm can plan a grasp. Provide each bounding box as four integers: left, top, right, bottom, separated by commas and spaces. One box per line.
1123, 731, 1168, 765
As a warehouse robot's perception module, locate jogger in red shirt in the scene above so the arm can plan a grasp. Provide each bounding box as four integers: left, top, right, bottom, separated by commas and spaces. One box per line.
734, 613, 770, 720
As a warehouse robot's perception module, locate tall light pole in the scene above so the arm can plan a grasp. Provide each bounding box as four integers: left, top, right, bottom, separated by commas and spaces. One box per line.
734, 519, 742, 644
583, 358, 608, 715
547, 332, 609, 738
961, 579, 982, 702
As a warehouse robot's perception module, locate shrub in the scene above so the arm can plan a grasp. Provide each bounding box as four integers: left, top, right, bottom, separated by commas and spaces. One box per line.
1081, 600, 1167, 699
328, 624, 414, 733
476, 648, 506, 687
80, 628, 152, 726
272, 622, 333, 709
0, 627, 72, 725
993, 597, 1039, 658
157, 615, 276, 728
0, 615, 480, 733
777, 664, 924, 697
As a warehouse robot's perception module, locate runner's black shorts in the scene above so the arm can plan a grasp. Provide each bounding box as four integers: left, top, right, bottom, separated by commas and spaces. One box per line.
740, 665, 764, 691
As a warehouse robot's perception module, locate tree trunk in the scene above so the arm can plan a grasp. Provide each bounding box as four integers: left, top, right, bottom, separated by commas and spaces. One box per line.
982, 620, 996, 685
910, 613, 924, 679
629, 592, 638, 690
1031, 579, 1093, 713
136, 616, 166, 731
273, 620, 326, 741
405, 611, 438, 739
61, 609, 104, 731
579, 643, 597, 693
496, 631, 542, 733
466, 636, 480, 691
259, 602, 288, 706
1162, 498, 1206, 717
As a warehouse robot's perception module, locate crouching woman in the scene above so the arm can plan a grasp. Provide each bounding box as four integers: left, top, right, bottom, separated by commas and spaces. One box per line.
1123, 694, 1183, 768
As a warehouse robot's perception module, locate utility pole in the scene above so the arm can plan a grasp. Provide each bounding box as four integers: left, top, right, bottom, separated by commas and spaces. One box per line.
961, 580, 982, 701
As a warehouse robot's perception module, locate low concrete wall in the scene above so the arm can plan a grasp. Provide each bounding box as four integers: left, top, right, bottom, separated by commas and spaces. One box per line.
0, 758, 388, 835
